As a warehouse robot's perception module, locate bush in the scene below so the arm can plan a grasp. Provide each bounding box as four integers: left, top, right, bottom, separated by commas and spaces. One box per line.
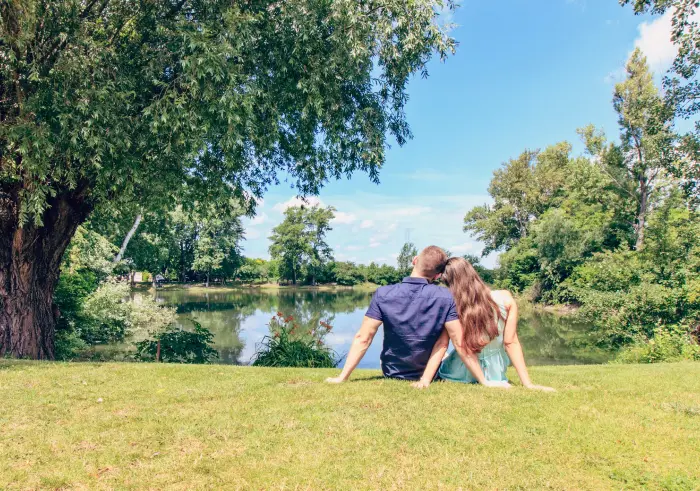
55, 278, 177, 359
332, 261, 366, 286
54, 331, 89, 361
495, 241, 540, 294
135, 321, 219, 364
567, 248, 642, 294
252, 314, 338, 368
615, 329, 700, 364
576, 282, 686, 348
78, 280, 134, 344
54, 270, 100, 334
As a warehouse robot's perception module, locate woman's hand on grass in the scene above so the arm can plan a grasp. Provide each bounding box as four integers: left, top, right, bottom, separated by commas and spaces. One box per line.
325, 376, 346, 384
524, 384, 556, 392
411, 380, 431, 390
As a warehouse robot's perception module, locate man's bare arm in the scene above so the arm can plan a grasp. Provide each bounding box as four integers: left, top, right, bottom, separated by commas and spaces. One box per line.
326, 316, 382, 383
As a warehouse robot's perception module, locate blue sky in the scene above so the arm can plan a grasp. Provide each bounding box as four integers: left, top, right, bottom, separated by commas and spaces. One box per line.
241, 0, 678, 268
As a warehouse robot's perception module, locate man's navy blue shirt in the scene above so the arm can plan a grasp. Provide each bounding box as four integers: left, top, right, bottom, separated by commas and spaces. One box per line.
365, 277, 458, 380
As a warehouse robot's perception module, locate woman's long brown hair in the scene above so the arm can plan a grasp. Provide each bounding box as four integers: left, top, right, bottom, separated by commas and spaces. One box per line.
443, 257, 504, 353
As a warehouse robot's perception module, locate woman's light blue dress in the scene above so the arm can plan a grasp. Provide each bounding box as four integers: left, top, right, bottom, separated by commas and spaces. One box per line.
438, 301, 510, 383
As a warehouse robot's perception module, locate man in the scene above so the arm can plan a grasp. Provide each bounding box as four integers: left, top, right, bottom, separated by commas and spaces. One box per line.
326, 245, 507, 388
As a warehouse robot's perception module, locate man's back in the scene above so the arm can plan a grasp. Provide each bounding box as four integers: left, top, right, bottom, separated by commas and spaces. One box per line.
366, 277, 458, 380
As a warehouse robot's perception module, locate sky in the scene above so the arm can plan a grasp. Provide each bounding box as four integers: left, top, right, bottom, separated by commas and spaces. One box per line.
241, 0, 680, 269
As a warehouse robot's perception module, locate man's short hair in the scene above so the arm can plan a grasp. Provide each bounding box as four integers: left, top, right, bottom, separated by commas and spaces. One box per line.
417, 246, 448, 277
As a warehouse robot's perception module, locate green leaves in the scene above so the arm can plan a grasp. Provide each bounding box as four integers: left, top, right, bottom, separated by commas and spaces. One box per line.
268, 204, 335, 284
464, 143, 573, 256
2, 0, 456, 225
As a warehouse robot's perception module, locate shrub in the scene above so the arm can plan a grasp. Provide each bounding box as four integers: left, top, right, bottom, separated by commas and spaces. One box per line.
332, 261, 366, 286
615, 328, 700, 364
135, 321, 219, 364
567, 248, 642, 294
576, 282, 685, 348
55, 278, 176, 359
495, 241, 540, 294
78, 280, 134, 344
252, 314, 338, 368
54, 331, 89, 361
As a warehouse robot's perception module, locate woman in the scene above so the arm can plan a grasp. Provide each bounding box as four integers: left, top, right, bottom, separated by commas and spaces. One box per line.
413, 257, 554, 391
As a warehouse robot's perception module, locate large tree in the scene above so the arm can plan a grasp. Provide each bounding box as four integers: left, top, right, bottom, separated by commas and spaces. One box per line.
612, 49, 675, 249
269, 205, 334, 285
304, 205, 334, 286
463, 142, 572, 255
191, 203, 244, 287
0, 0, 455, 358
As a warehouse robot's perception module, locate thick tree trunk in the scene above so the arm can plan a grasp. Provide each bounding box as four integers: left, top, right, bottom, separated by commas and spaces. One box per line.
0, 190, 91, 359
205, 272, 210, 288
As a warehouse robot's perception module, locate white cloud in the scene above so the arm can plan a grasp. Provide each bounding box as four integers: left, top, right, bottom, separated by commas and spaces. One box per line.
389, 206, 431, 217
633, 10, 677, 75
360, 219, 374, 229
449, 242, 475, 254
369, 239, 382, 248
332, 211, 357, 225
249, 212, 268, 226
346, 245, 363, 251
272, 196, 324, 212
335, 252, 357, 262
605, 10, 689, 84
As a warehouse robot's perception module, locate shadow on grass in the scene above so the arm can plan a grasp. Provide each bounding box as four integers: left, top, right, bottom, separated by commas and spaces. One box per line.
349, 375, 391, 382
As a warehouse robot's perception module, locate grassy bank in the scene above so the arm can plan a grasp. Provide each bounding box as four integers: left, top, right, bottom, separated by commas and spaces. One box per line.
2, 362, 699, 489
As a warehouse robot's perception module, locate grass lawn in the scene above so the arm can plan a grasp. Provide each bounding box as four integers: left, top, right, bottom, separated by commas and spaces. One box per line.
2, 361, 699, 490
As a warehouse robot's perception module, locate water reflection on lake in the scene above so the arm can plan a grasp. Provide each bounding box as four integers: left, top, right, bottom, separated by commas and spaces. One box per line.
150, 288, 609, 367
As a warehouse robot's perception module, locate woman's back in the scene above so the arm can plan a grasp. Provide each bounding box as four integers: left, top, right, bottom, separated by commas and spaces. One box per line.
438, 292, 510, 383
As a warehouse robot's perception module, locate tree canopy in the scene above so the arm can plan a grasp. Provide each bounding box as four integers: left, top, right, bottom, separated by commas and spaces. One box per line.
269, 205, 335, 285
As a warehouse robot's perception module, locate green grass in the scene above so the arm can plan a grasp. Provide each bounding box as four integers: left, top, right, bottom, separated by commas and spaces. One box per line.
2, 361, 699, 490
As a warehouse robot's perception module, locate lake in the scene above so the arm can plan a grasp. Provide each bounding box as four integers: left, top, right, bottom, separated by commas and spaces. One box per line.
142, 288, 609, 367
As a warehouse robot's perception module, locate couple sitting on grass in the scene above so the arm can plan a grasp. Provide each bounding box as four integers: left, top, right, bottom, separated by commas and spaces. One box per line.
326, 246, 554, 391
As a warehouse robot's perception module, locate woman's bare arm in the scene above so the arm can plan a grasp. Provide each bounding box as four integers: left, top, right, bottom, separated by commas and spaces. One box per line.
499, 291, 555, 392
412, 329, 449, 389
